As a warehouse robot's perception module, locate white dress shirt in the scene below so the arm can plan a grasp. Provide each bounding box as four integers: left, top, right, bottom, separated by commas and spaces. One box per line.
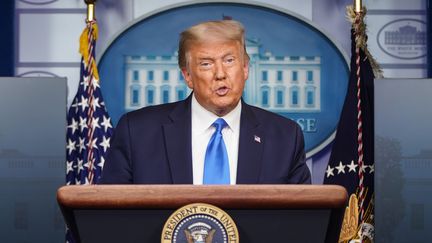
191, 94, 241, 185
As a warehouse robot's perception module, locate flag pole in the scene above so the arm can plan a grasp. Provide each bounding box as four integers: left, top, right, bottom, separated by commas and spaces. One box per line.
353, 0, 367, 223
85, 0, 96, 22
81, 0, 99, 183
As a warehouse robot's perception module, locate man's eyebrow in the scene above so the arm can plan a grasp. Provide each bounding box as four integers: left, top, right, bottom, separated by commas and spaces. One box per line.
198, 53, 235, 59
196, 57, 214, 63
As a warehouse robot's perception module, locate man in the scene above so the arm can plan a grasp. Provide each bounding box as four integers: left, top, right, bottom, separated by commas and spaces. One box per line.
100, 20, 311, 184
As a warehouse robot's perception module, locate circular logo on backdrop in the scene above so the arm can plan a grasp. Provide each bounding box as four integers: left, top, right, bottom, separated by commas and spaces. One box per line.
161, 203, 239, 243
377, 18, 426, 60
99, 3, 349, 158
18, 0, 59, 5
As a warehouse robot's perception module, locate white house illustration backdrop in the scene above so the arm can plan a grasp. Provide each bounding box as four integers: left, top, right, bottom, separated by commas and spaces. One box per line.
124, 38, 321, 113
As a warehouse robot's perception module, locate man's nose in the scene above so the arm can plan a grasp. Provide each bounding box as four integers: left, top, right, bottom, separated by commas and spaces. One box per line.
215, 61, 226, 80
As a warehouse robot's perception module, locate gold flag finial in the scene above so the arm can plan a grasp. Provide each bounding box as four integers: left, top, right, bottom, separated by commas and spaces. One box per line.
354, 0, 363, 13
84, 0, 96, 21
354, 0, 362, 13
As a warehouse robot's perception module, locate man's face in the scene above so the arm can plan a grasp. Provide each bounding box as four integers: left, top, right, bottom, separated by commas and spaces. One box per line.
182, 41, 249, 116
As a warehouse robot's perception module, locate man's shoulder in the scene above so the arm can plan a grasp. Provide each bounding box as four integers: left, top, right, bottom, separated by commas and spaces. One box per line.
120, 99, 188, 125
129, 102, 177, 117
244, 103, 299, 129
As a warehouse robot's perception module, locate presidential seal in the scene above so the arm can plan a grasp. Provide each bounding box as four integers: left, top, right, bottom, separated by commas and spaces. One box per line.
161, 203, 239, 243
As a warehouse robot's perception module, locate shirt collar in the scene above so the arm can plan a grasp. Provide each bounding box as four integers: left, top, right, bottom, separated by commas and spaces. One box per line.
191, 93, 242, 134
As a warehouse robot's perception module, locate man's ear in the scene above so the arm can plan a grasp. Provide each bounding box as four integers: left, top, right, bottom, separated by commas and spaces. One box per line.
243, 58, 250, 80
181, 68, 193, 89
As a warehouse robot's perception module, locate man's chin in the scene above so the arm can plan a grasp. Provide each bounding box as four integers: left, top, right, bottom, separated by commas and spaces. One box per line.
211, 101, 238, 116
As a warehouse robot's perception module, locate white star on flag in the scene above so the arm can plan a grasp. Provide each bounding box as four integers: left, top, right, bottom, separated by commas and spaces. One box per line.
347, 160, 358, 172
101, 115, 113, 132
99, 136, 111, 152
77, 95, 89, 112
81, 75, 90, 91
335, 161, 346, 174
326, 165, 335, 178
97, 156, 105, 170
361, 163, 367, 173
87, 138, 98, 150
66, 139, 76, 155
83, 159, 93, 170
77, 137, 86, 153
91, 97, 101, 111
77, 158, 84, 174
91, 77, 100, 89
91, 117, 101, 130
369, 164, 374, 173
66, 161, 74, 174
67, 118, 78, 134
79, 117, 88, 132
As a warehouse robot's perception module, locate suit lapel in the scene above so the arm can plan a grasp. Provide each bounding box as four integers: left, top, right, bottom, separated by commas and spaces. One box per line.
236, 102, 264, 184
162, 96, 193, 184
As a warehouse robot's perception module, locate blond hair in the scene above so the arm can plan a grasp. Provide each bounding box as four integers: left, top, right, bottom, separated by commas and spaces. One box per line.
178, 20, 249, 69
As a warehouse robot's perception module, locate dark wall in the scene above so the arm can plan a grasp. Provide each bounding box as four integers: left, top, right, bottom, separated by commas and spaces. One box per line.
429, 0, 432, 77
0, 0, 14, 76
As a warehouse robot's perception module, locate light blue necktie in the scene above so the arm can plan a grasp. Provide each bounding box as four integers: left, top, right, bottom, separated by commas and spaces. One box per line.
203, 118, 230, 184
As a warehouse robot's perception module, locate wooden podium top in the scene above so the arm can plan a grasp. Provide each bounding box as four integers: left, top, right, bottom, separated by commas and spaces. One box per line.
57, 185, 347, 209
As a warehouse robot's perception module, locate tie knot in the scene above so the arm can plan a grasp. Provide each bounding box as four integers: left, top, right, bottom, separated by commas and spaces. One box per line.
213, 118, 227, 133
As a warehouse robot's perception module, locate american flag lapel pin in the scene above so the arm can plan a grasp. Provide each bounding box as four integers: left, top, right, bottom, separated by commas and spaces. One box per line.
254, 135, 261, 143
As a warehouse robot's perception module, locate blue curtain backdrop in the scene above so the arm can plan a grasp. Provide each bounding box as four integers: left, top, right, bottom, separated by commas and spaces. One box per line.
0, 0, 14, 76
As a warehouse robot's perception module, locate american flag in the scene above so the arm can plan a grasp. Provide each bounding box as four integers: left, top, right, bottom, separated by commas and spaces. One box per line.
324, 5, 382, 243
66, 20, 113, 185
65, 19, 113, 243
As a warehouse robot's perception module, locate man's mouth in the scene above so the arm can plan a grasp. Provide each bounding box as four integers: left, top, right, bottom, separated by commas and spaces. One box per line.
215, 86, 229, 96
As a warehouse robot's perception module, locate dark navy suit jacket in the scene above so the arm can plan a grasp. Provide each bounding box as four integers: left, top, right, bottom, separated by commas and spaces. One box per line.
100, 95, 311, 184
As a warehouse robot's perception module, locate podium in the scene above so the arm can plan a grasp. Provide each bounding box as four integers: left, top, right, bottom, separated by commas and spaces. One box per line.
57, 185, 347, 243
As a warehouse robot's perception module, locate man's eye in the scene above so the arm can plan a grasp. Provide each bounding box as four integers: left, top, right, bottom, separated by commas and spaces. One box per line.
200, 62, 211, 67
225, 57, 235, 64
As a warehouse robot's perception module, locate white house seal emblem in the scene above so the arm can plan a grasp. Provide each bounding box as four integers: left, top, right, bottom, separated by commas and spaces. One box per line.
161, 203, 239, 243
